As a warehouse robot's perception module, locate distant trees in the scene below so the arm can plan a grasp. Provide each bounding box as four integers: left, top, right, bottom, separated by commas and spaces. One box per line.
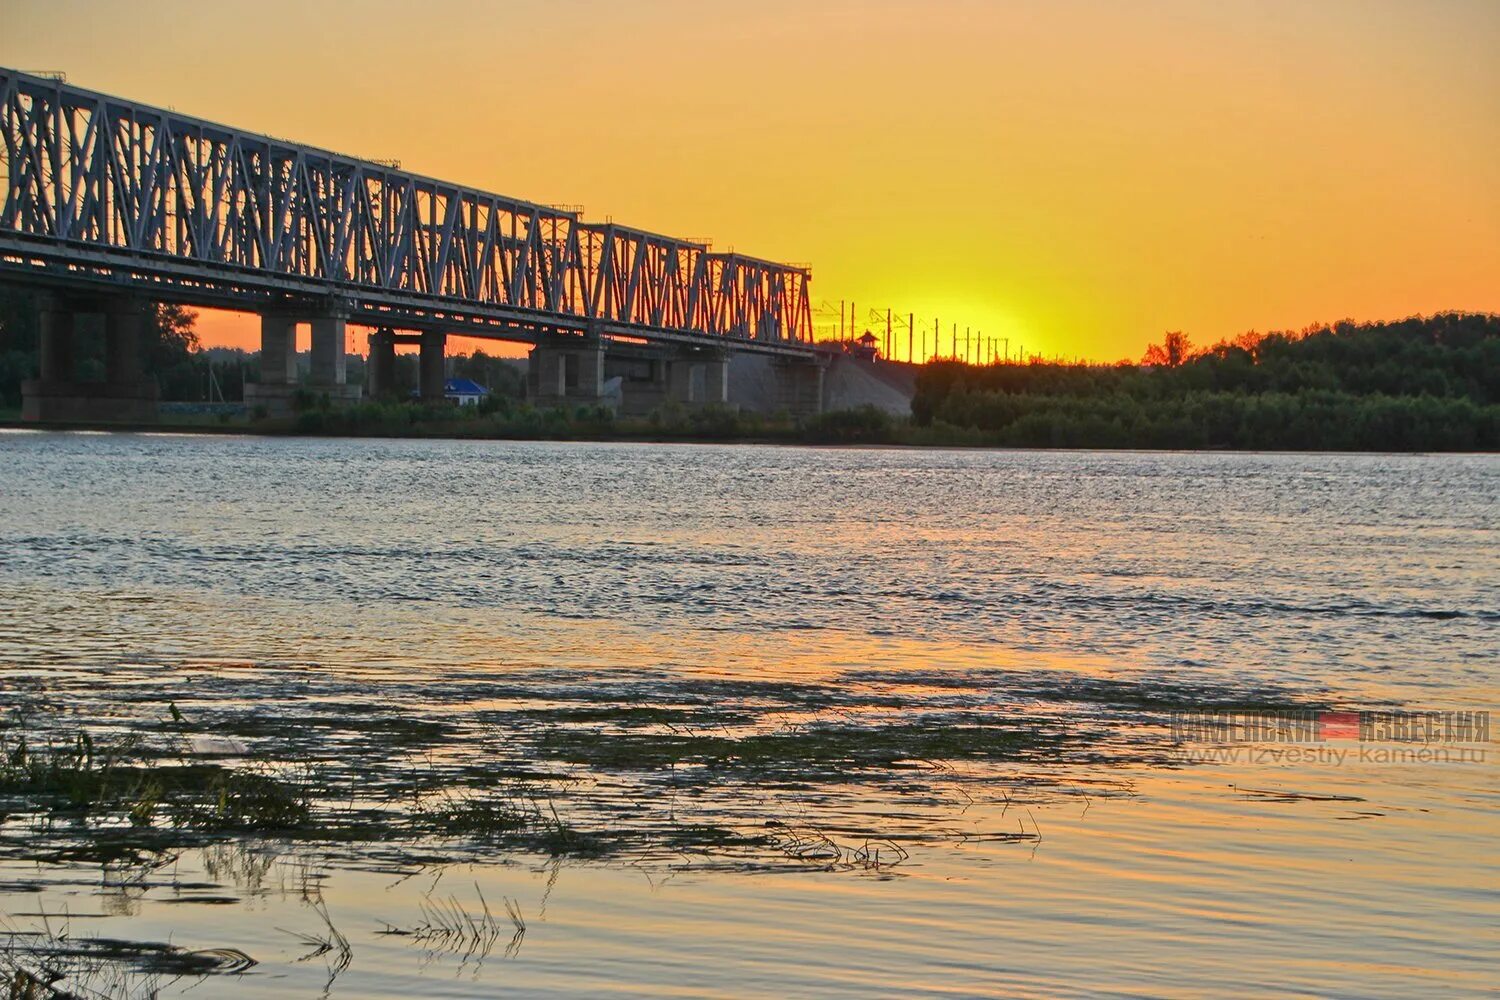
147, 304, 208, 400
911, 313, 1500, 451
1142, 331, 1193, 367
450, 349, 525, 399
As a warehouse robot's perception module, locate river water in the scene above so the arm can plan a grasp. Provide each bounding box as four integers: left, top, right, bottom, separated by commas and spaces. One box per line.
0, 433, 1495, 998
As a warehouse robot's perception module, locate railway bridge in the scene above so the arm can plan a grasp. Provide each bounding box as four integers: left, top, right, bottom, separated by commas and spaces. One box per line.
0, 67, 825, 421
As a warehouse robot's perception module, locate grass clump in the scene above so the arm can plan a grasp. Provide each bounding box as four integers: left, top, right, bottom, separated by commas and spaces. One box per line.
163, 766, 311, 832
410, 785, 607, 858
411, 790, 534, 837
0, 723, 310, 837
537, 717, 1087, 781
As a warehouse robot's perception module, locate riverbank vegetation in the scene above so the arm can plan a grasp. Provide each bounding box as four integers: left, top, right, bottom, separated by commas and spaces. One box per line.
4, 286, 1495, 450
913, 313, 1499, 450
267, 394, 897, 445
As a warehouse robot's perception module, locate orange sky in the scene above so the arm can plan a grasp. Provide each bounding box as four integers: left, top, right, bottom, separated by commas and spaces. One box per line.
5, 0, 1496, 361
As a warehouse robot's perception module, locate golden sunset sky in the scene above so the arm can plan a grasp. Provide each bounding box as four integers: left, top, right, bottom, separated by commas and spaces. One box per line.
4, 0, 1496, 361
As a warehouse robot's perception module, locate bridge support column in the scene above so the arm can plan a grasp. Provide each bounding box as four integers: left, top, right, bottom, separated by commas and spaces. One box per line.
530, 341, 566, 400
419, 331, 446, 402
22, 294, 160, 424
366, 328, 398, 399
664, 347, 730, 408
773, 357, 826, 417
245, 303, 359, 415
310, 309, 347, 387
104, 299, 147, 384
667, 356, 698, 403
304, 302, 360, 408
576, 335, 604, 400
703, 355, 729, 405
256, 313, 298, 386
37, 295, 75, 382
528, 331, 605, 407
307, 305, 351, 389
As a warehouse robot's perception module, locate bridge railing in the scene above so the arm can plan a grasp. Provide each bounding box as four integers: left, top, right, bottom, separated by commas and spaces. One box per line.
0, 67, 812, 346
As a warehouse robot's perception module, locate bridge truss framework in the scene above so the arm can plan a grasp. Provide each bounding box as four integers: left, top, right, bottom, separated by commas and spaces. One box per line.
0, 67, 815, 355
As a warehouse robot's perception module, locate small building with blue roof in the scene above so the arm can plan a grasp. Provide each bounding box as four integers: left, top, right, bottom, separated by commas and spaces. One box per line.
444, 378, 489, 405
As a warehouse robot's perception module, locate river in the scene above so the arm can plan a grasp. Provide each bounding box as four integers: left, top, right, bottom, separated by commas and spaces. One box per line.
0, 432, 1495, 997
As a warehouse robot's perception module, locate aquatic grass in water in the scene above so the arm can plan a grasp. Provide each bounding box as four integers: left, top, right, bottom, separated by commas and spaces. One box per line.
0, 650, 1347, 934
0, 675, 1436, 983
0, 723, 311, 838
2, 906, 256, 1000
410, 784, 610, 857
379, 885, 526, 963
0, 659, 1335, 880
535, 717, 1120, 779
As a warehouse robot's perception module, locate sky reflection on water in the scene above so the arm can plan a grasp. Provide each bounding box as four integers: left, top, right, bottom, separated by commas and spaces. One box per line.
0, 434, 1495, 997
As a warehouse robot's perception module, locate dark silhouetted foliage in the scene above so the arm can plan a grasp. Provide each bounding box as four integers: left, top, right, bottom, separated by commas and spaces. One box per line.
911, 314, 1499, 451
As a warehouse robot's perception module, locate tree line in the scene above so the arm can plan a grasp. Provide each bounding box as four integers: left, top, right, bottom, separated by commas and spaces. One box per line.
4, 286, 1495, 451
911, 313, 1499, 451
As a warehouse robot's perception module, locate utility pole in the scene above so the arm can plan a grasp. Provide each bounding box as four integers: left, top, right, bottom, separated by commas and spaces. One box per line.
840, 299, 845, 342
885, 307, 892, 361
908, 312, 915, 364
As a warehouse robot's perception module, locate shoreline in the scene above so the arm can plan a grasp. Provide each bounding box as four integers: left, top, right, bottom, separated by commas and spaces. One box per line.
1, 417, 1494, 454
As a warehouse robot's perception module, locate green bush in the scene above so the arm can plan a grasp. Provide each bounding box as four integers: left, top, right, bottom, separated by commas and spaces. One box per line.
803, 405, 895, 444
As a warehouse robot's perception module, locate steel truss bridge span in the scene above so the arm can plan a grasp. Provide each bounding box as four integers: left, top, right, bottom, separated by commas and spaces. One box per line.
0, 67, 814, 354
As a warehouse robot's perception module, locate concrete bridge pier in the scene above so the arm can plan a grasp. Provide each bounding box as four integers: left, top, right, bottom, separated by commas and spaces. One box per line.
22, 293, 160, 423
103, 299, 147, 385
703, 352, 729, 405
306, 304, 361, 407
256, 311, 298, 387
365, 328, 398, 399
244, 314, 292, 414
309, 308, 347, 387
529, 330, 605, 407
36, 295, 74, 383
665, 347, 730, 407
245, 302, 361, 414
666, 355, 697, 403
772, 356, 827, 417
419, 331, 447, 402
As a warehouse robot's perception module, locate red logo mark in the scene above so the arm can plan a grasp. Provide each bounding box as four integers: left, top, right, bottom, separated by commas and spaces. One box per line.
1320, 711, 1361, 740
